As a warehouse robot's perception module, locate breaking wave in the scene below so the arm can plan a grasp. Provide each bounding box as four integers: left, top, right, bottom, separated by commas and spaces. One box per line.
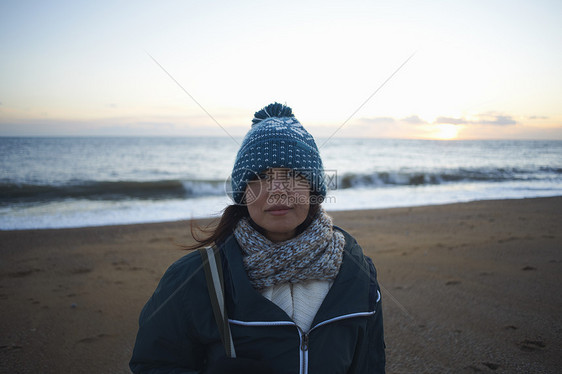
337, 166, 561, 189
0, 179, 226, 204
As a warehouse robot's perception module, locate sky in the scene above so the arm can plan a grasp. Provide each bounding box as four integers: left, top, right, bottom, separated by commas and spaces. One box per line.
1, 0, 561, 140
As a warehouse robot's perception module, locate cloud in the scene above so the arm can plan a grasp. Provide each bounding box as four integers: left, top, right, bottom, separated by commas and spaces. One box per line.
528, 115, 549, 120
401, 115, 426, 124
435, 116, 468, 125
435, 114, 516, 126
479, 115, 516, 126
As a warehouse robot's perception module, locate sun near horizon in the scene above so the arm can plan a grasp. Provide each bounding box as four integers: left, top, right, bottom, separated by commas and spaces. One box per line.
429, 124, 462, 140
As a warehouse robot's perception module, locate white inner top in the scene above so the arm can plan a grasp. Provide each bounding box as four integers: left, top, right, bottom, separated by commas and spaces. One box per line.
261, 280, 332, 332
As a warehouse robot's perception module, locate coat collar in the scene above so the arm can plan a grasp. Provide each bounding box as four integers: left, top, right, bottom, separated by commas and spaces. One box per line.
221, 227, 371, 325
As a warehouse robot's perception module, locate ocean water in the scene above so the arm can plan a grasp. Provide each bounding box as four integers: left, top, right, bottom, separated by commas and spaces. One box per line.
1, 137, 561, 230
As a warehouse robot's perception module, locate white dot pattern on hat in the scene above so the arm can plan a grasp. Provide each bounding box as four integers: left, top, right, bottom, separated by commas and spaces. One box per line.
231, 116, 326, 203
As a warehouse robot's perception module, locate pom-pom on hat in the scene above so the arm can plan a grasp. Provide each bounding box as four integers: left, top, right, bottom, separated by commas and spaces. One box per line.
230, 102, 326, 204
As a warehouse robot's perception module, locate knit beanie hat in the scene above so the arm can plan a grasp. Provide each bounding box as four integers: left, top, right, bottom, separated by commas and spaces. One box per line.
230, 103, 326, 204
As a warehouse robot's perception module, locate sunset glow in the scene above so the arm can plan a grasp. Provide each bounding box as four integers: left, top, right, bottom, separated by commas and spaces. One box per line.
0, 1, 561, 139
432, 124, 461, 140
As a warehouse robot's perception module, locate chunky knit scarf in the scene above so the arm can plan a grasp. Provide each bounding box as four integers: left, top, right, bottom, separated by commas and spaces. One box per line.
233, 209, 345, 290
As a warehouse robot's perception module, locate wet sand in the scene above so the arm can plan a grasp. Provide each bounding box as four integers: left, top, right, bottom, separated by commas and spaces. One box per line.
1, 197, 561, 373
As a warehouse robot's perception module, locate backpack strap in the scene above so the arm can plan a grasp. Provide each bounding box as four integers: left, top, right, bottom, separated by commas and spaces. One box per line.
199, 246, 236, 358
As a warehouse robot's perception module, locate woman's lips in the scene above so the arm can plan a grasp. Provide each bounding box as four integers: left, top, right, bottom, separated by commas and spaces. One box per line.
266, 205, 292, 216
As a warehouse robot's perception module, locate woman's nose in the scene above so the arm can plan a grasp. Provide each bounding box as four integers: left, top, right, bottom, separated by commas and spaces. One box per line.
269, 175, 293, 193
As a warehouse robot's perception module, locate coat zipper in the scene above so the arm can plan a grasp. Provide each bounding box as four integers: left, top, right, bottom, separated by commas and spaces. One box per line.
297, 326, 309, 374
230, 309, 376, 374
300, 331, 309, 351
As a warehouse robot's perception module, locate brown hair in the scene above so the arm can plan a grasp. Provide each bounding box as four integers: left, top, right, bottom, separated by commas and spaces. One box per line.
184, 194, 323, 250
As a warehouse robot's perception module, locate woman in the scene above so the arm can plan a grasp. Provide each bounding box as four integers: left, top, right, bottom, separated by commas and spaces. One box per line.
130, 103, 386, 373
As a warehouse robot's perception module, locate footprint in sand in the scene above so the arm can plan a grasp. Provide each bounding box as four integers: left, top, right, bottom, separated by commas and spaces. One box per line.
8, 269, 41, 278
112, 259, 144, 271
482, 362, 500, 370
445, 280, 461, 286
517, 339, 546, 352
77, 333, 114, 344
71, 267, 93, 274
148, 237, 173, 243
0, 345, 23, 351
466, 362, 501, 372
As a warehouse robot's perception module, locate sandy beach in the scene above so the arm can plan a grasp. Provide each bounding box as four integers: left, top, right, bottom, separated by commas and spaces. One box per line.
1, 197, 561, 374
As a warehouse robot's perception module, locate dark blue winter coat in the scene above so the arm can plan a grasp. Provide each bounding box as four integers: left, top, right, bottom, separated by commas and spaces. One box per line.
130, 227, 385, 373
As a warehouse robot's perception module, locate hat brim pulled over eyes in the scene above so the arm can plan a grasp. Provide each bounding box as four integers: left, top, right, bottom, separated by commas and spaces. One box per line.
230, 103, 326, 205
